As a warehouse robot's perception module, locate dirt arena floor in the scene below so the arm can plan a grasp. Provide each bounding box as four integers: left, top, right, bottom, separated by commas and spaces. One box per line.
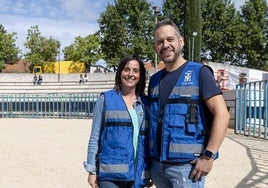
0, 119, 91, 188
0, 119, 266, 188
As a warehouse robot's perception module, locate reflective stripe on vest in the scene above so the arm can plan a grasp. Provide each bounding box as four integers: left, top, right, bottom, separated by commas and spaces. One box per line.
99, 163, 129, 173
105, 111, 130, 119
170, 143, 203, 153
151, 86, 199, 97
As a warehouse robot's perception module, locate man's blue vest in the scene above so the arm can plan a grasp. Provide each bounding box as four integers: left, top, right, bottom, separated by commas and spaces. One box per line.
97, 90, 150, 187
149, 62, 210, 162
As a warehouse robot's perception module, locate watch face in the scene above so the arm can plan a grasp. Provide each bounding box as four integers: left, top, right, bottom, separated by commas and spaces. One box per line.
204, 150, 215, 158
205, 150, 213, 157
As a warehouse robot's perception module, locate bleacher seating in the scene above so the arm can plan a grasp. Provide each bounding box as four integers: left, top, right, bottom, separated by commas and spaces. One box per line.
0, 80, 115, 94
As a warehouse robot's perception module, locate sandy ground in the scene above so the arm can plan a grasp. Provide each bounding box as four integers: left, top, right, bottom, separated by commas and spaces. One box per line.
0, 119, 91, 188
0, 119, 256, 188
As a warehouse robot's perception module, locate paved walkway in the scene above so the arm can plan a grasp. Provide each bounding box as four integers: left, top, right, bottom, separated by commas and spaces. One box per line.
206, 129, 268, 188
0, 119, 267, 188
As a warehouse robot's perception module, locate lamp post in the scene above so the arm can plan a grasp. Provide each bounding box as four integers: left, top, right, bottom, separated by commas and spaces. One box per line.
191, 32, 197, 61
188, 36, 191, 60
153, 6, 161, 72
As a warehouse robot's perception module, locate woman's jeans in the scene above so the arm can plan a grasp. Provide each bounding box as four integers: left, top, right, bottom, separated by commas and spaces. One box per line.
150, 159, 205, 188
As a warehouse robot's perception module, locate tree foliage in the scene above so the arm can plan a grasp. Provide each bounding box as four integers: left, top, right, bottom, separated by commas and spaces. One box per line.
24, 25, 60, 69
0, 25, 20, 65
162, 0, 185, 32
201, 0, 243, 63
161, 0, 268, 70
185, 0, 201, 61
3, 0, 266, 71
98, 0, 155, 67
239, 0, 268, 69
162, 0, 202, 61
63, 33, 103, 68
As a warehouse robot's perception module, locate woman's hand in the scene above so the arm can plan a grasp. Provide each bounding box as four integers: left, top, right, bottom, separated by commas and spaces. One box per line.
88, 173, 99, 188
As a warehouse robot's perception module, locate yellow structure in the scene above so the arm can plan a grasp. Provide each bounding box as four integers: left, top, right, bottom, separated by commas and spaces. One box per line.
39, 61, 85, 74
33, 66, 42, 74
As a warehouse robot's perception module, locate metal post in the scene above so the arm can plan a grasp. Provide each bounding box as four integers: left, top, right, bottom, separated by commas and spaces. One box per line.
188, 37, 191, 60
191, 36, 194, 61
154, 15, 158, 72
153, 6, 161, 72
192, 32, 197, 61
58, 45, 61, 82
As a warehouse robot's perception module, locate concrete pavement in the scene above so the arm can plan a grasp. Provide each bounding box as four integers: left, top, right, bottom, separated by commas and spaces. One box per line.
206, 129, 268, 188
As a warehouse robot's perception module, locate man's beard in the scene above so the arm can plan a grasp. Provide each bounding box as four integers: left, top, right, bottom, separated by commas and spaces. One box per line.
162, 50, 180, 64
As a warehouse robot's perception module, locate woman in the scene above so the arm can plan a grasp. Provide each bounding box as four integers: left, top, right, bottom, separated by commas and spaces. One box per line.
84, 54, 150, 188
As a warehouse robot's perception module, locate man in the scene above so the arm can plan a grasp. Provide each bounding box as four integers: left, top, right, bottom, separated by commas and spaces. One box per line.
148, 19, 230, 188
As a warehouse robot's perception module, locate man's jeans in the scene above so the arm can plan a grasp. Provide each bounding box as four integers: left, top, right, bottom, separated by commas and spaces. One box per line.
150, 159, 205, 188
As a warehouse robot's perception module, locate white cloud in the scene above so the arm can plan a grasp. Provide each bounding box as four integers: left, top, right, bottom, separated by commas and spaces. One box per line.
0, 0, 102, 57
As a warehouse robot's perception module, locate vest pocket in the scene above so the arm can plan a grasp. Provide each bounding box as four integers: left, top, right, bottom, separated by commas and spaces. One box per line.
168, 104, 187, 128
98, 156, 134, 180
168, 104, 197, 134
168, 114, 184, 128
102, 127, 132, 157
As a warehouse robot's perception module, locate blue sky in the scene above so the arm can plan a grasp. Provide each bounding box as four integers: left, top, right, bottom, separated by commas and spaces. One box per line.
0, 0, 249, 56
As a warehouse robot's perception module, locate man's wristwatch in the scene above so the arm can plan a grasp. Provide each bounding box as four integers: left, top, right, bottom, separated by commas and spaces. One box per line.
202, 149, 216, 159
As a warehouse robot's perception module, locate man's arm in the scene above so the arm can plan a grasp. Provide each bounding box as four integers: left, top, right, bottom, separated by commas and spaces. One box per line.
205, 94, 230, 154
190, 94, 230, 181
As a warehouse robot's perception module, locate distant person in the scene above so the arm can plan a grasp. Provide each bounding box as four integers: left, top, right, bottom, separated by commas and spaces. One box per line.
216, 70, 225, 88
200, 58, 208, 65
37, 74, 43, 85
33, 74, 38, 85
84, 73, 88, 82
79, 74, 84, 84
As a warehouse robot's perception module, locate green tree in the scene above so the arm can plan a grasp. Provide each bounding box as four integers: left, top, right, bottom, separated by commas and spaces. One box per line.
162, 0, 185, 31
239, 0, 268, 69
185, 0, 201, 61
159, 0, 268, 69
98, 0, 155, 67
24, 25, 60, 70
0, 25, 20, 65
63, 33, 103, 69
201, 0, 242, 63
162, 0, 201, 61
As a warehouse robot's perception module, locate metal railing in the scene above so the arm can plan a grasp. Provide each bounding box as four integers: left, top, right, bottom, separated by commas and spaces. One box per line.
235, 80, 268, 139
0, 93, 100, 119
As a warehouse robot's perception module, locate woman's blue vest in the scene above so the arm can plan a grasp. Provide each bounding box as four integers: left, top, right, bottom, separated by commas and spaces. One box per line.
149, 62, 210, 163
97, 90, 150, 187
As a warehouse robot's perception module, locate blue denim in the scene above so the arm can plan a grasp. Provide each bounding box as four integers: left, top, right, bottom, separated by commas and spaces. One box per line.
83, 94, 104, 173
150, 160, 205, 188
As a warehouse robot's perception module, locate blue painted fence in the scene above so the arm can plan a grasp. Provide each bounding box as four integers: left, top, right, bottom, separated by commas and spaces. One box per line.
235, 80, 268, 139
0, 93, 100, 119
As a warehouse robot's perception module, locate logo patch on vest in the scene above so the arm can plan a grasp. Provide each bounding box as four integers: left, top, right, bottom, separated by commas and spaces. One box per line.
183, 71, 193, 83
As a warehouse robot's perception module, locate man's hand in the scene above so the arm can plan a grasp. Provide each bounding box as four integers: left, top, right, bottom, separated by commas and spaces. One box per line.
189, 157, 214, 182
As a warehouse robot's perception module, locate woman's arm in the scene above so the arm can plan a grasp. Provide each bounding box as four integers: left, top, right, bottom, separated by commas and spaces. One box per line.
83, 94, 104, 173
